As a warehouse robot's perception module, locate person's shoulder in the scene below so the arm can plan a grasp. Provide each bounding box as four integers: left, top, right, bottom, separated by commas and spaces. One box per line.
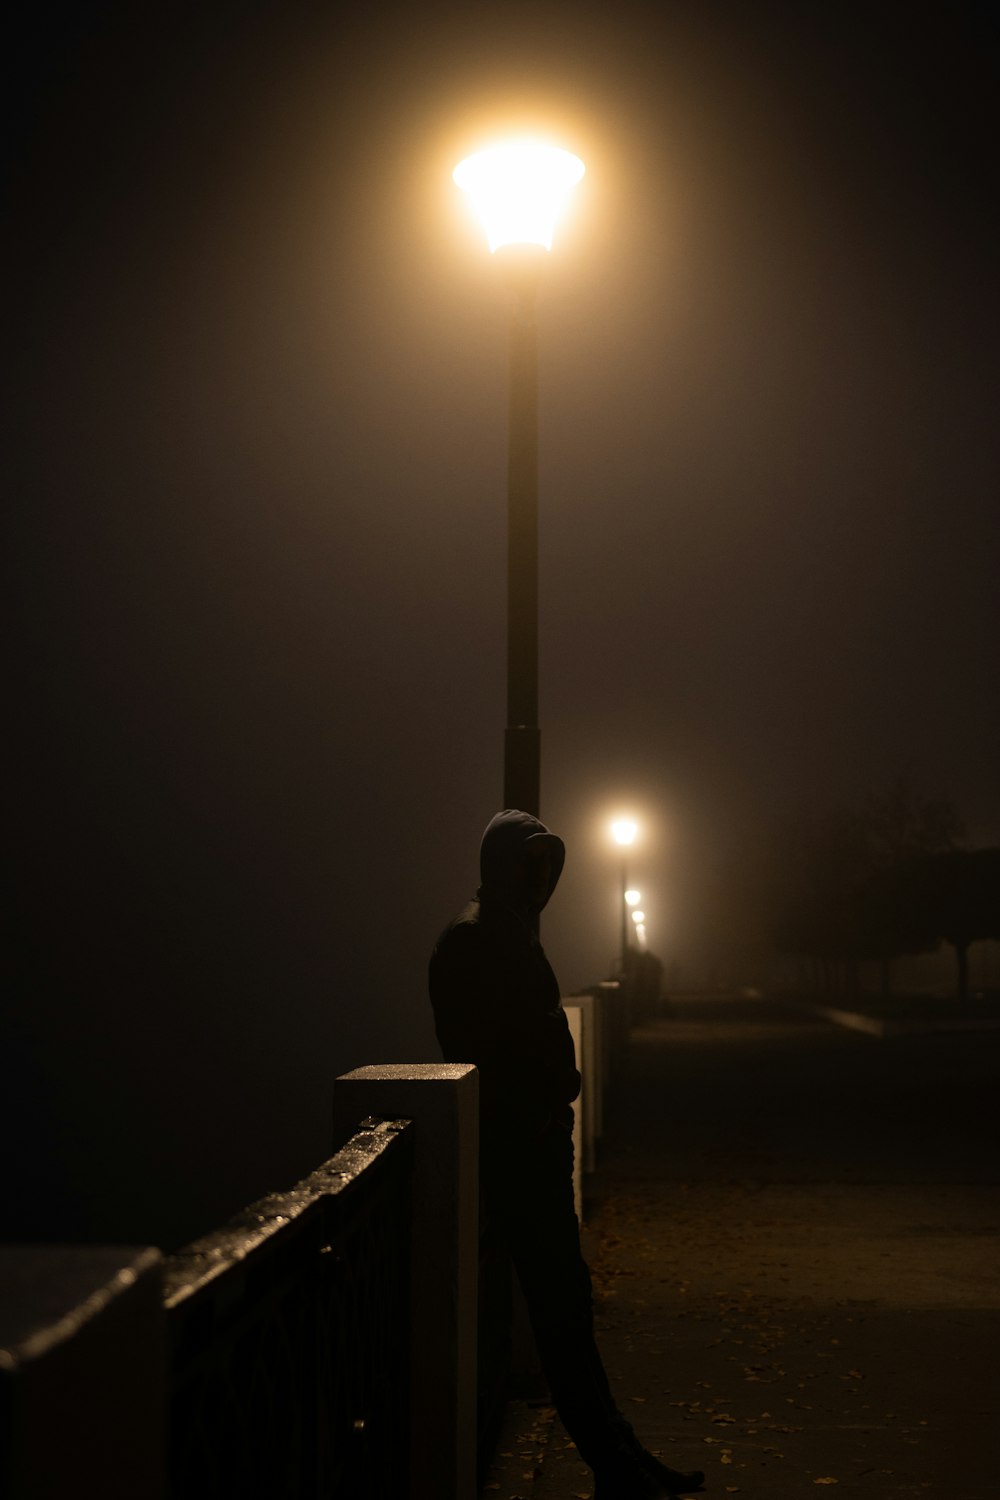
431, 901, 482, 958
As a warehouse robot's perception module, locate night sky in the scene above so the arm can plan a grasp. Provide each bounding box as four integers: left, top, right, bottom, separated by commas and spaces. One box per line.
7, 1, 999, 1247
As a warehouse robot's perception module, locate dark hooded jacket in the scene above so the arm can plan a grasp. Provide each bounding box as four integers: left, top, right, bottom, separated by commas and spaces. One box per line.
429, 810, 581, 1151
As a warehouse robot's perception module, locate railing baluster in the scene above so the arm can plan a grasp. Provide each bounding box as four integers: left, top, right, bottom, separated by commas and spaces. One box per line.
163, 1117, 413, 1500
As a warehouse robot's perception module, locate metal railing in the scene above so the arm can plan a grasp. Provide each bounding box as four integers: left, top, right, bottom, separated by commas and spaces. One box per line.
163, 1116, 413, 1500
4, 1001, 637, 1499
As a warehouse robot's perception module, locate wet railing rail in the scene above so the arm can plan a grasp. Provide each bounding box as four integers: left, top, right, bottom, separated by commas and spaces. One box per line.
3, 985, 632, 1499
163, 1116, 413, 1500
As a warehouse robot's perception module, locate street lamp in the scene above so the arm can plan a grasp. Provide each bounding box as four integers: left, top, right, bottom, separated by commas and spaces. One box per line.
453, 140, 585, 815
610, 817, 638, 973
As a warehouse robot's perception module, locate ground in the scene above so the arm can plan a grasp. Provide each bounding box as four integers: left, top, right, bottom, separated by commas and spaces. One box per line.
482, 993, 1000, 1498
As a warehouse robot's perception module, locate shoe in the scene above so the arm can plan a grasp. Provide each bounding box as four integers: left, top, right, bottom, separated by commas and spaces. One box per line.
606, 1413, 704, 1494
593, 1471, 668, 1499
638, 1449, 705, 1493
593, 1450, 700, 1499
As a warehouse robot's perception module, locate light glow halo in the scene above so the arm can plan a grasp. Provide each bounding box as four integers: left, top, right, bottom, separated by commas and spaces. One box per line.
453, 140, 585, 252
610, 817, 638, 847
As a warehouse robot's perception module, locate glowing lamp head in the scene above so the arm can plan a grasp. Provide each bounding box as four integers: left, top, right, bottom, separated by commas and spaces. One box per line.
631, 910, 646, 926
453, 140, 585, 252
611, 818, 638, 848
624, 889, 641, 906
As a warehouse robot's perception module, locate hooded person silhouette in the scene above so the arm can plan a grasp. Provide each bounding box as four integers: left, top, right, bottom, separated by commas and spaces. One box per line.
429, 811, 704, 1499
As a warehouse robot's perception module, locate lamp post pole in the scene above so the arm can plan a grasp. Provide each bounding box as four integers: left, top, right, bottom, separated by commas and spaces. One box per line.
620, 855, 630, 973
452, 141, 584, 819
503, 251, 541, 817
611, 818, 639, 975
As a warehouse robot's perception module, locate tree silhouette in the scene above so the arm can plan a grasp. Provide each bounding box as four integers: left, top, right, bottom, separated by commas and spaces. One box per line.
913, 848, 1000, 1001
858, 777, 964, 996
772, 778, 965, 996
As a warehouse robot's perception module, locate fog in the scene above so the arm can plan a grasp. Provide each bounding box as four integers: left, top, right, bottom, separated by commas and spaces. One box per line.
6, 1, 998, 1247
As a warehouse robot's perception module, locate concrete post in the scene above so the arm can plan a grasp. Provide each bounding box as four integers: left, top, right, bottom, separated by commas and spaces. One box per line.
563, 1005, 584, 1221
333, 1064, 479, 1500
0, 1245, 164, 1499
565, 993, 599, 1174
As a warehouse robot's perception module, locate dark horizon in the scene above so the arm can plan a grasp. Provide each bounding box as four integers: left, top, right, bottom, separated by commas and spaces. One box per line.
6, 0, 999, 1250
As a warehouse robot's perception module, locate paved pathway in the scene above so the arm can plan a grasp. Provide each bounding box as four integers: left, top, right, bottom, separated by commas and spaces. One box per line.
483, 993, 1000, 1499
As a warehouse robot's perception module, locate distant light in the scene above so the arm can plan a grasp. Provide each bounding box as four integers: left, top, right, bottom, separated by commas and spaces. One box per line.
635, 923, 647, 946
611, 818, 638, 847
624, 889, 641, 906
453, 140, 585, 252
631, 910, 646, 925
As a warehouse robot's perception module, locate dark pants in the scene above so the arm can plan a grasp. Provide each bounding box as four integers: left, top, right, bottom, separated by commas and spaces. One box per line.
481, 1122, 632, 1471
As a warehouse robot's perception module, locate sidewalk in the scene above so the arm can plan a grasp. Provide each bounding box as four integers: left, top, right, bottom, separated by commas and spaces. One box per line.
481, 995, 1000, 1499
785, 990, 1000, 1038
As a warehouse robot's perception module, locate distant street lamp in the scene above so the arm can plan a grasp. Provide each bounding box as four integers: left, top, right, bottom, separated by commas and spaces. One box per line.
610, 817, 638, 973
453, 141, 585, 815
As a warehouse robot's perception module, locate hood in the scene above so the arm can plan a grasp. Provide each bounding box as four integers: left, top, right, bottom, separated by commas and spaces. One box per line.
478, 808, 565, 913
